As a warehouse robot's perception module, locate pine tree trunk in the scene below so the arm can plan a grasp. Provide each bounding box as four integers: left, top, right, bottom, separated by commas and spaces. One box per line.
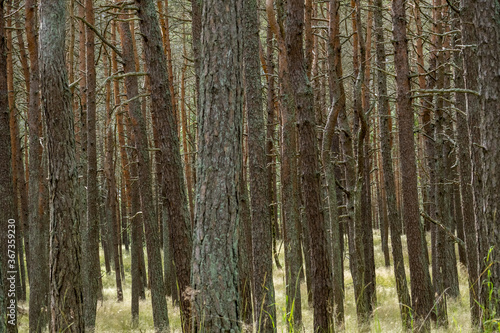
391, 0, 434, 329
0, 1, 18, 329
458, 0, 480, 325
471, 0, 500, 325
266, 0, 303, 329
374, 0, 411, 327
242, 0, 276, 330
26, 0, 49, 327
134, 0, 192, 329
191, 1, 243, 331
40, 0, 85, 329
83, 0, 101, 327
286, 0, 334, 330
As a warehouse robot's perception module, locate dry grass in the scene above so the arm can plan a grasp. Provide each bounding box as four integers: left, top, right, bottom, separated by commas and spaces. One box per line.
16, 230, 474, 332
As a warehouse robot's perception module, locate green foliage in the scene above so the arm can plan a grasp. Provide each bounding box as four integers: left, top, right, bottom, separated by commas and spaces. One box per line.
478, 247, 500, 333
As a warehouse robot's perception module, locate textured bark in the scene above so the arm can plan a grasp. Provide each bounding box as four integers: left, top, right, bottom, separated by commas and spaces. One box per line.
391, 0, 434, 329
6, 26, 28, 304
6, 13, 29, 301
191, 1, 243, 331
0, 1, 17, 329
191, 0, 201, 110
40, 0, 85, 329
26, 0, 49, 329
432, 2, 449, 324
286, 0, 333, 330
135, 0, 192, 329
180, 34, 194, 225
129, 150, 143, 325
106, 58, 123, 302
266, 0, 303, 328
264, 27, 282, 271
351, 0, 373, 321
242, 0, 276, 330
458, 0, 480, 326
117, 2, 161, 311
83, 0, 100, 328
471, 0, 500, 325
455, 39, 480, 327
325, 0, 346, 326
361, 4, 376, 310
238, 166, 253, 326
374, 0, 411, 327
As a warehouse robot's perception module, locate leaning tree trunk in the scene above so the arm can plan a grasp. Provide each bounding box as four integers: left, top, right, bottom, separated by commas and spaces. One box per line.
191, 1, 243, 331
134, 0, 192, 329
40, 0, 85, 330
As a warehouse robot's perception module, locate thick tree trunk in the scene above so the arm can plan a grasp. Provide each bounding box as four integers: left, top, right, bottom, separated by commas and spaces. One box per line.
471, 0, 500, 325
40, 0, 85, 329
26, 0, 49, 329
242, 0, 276, 330
391, 0, 434, 330
191, 1, 243, 331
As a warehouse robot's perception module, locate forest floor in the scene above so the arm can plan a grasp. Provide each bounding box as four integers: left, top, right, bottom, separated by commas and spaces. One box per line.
17, 230, 472, 332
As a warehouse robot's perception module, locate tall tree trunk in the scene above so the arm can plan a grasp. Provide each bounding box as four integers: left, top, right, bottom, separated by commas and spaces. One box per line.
26, 0, 49, 329
40, 0, 85, 329
374, 0, 411, 327
327, 0, 347, 325
391, 0, 434, 330
286, 0, 334, 330
106, 60, 123, 302
458, 0, 480, 326
266, 0, 303, 329
0, 1, 18, 329
432, 1, 449, 324
129, 149, 143, 325
242, 0, 276, 330
264, 26, 282, 271
471, 0, 500, 326
83, 0, 101, 327
191, 1, 242, 331
134, 0, 192, 329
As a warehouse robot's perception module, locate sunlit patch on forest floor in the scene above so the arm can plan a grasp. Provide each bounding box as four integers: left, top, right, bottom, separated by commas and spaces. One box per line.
16, 230, 473, 332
